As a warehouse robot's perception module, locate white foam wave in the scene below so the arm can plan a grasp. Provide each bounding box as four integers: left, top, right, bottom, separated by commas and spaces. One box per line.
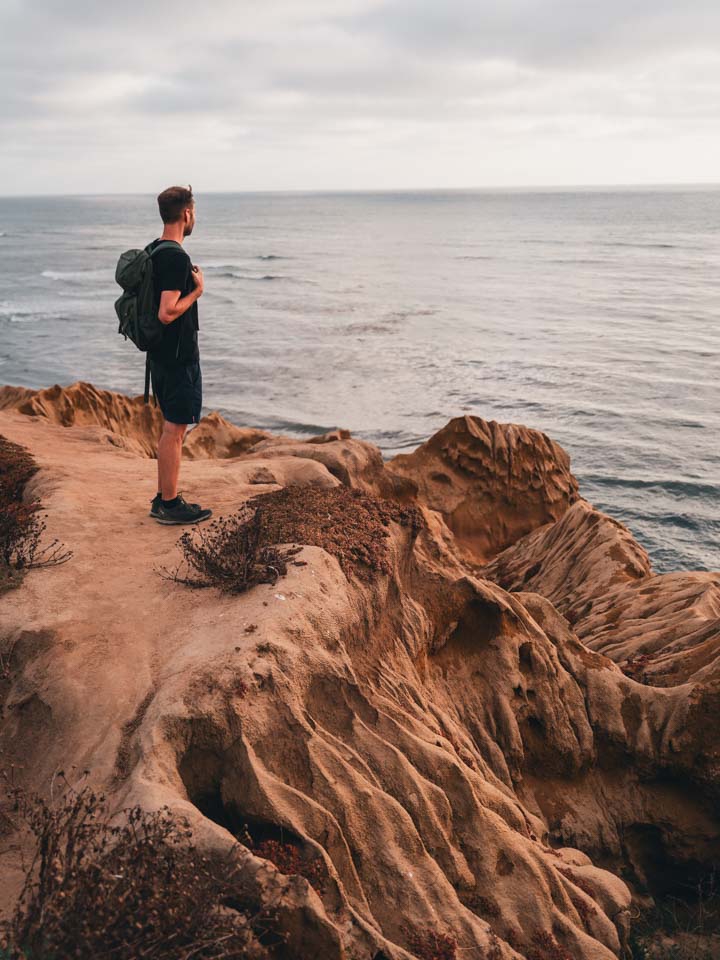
1, 312, 39, 324
41, 268, 108, 282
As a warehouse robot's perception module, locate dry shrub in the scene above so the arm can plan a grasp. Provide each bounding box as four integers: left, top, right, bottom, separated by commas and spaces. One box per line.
527, 930, 573, 960
629, 870, 720, 960
162, 485, 424, 593
402, 922, 458, 960
571, 895, 598, 927
556, 865, 597, 900
468, 894, 501, 918
623, 653, 653, 683
0, 436, 37, 499
160, 504, 298, 594
0, 777, 278, 960
252, 485, 423, 577
0, 435, 71, 582
240, 828, 328, 895
485, 932, 504, 959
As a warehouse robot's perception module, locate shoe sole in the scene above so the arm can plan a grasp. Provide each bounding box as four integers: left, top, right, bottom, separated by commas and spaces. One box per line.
154, 513, 212, 525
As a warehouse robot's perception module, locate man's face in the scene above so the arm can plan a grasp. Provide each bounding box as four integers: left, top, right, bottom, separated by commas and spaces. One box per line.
183, 202, 196, 237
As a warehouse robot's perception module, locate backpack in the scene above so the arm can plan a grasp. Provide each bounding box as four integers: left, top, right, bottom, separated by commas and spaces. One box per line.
114, 240, 176, 401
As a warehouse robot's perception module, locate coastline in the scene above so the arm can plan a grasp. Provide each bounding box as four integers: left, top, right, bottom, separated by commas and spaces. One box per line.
0, 380, 718, 959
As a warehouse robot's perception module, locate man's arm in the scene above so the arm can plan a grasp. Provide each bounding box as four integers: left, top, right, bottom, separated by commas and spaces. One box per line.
158, 267, 204, 325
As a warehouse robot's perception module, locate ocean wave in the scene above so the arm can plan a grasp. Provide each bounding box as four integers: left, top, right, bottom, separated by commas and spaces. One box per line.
1, 309, 55, 324
256, 415, 337, 436
607, 503, 715, 534
543, 258, 605, 266
205, 267, 286, 281
256, 254, 291, 261
596, 241, 677, 250
346, 307, 437, 335
41, 268, 108, 283
347, 321, 398, 335
583, 474, 719, 499
235, 273, 284, 281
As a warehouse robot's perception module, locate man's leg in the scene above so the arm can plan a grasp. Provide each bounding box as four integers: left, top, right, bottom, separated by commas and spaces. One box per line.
157, 420, 188, 501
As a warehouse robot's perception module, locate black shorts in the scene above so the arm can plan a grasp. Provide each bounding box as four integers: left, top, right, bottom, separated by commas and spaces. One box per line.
150, 359, 202, 425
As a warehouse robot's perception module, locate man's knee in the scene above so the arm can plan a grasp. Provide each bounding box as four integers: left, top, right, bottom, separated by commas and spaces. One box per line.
161, 420, 188, 441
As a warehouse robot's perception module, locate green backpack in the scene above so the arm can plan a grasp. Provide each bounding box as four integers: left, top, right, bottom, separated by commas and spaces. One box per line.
114, 240, 175, 400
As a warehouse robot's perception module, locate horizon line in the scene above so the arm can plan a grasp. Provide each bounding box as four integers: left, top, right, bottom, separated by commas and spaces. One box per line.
2, 180, 720, 200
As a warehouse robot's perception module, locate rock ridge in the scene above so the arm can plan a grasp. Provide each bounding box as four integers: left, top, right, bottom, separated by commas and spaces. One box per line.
0, 381, 717, 960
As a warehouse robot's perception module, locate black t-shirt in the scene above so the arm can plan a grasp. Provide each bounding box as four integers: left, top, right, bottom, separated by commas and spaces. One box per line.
147, 238, 200, 366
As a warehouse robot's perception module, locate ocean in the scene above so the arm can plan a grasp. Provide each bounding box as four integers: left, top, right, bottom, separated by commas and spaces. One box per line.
0, 188, 718, 574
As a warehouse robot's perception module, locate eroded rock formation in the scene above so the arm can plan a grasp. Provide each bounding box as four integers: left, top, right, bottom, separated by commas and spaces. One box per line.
0, 383, 718, 960
387, 415, 580, 562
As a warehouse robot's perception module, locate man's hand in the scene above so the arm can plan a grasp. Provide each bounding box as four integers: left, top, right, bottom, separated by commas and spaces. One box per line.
158, 267, 204, 324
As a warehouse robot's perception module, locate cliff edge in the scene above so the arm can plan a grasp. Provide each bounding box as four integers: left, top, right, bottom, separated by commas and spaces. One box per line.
0, 382, 718, 960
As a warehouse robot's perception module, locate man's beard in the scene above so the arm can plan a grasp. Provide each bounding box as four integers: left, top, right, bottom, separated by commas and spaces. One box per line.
183, 222, 194, 237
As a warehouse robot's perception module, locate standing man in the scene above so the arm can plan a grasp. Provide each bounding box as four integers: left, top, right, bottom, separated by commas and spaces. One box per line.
148, 185, 212, 524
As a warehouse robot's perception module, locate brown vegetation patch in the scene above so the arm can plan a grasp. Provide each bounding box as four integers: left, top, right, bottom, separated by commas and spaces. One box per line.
0, 777, 278, 959
251, 485, 423, 577
0, 435, 38, 499
113, 689, 156, 781
622, 653, 680, 687
629, 870, 720, 960
162, 485, 424, 593
556, 865, 596, 898
461, 892, 502, 919
240, 825, 328, 895
160, 505, 299, 594
527, 930, 573, 960
0, 435, 71, 588
571, 895, 598, 927
401, 922, 458, 960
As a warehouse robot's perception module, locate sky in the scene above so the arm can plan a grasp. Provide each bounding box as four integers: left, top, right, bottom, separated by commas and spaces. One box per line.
2, 0, 720, 195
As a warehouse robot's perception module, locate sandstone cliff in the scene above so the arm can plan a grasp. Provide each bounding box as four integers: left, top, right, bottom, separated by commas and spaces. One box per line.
0, 382, 717, 960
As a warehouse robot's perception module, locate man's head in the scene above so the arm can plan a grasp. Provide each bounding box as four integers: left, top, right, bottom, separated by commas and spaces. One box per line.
157, 185, 195, 236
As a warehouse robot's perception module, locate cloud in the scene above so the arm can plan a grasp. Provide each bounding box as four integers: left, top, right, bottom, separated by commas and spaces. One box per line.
344, 0, 720, 68
1, 0, 719, 193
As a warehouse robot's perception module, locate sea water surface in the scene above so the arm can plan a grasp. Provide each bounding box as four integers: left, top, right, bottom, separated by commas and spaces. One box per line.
0, 188, 718, 574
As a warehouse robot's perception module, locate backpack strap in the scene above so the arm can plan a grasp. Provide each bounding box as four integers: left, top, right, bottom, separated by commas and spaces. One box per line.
144, 354, 151, 404
147, 240, 181, 258
142, 242, 176, 404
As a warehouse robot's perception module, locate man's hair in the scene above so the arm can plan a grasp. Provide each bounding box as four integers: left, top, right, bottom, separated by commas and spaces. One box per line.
157, 185, 194, 224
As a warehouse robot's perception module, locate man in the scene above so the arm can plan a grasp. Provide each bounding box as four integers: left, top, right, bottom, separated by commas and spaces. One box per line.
147, 185, 212, 524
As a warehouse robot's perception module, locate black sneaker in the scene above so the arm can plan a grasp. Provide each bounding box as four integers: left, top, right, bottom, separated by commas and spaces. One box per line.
150, 492, 201, 519
154, 495, 212, 525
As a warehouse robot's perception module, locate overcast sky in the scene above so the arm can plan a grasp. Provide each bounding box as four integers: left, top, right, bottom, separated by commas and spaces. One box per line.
2, 0, 720, 195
